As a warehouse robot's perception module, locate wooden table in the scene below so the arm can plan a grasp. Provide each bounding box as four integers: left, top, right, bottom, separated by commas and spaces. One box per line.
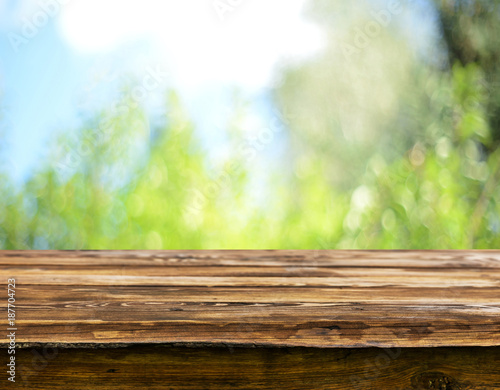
2, 250, 500, 389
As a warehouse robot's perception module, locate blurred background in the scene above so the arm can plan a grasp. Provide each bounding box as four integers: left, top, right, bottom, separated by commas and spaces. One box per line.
0, 0, 499, 249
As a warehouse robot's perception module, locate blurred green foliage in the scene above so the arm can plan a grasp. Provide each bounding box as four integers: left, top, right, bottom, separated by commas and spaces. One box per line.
1, 0, 500, 249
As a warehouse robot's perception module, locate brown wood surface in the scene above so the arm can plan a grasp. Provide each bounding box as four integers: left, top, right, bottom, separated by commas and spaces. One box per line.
13, 345, 500, 389
1, 250, 500, 348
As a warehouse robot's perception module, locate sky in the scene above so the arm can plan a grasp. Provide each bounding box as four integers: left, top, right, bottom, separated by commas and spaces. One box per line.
0, 0, 324, 182
0, 0, 437, 184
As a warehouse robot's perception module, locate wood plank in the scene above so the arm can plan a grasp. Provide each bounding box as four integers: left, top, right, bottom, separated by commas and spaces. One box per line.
1, 250, 500, 348
13, 345, 500, 389
2, 250, 500, 268
16, 286, 500, 304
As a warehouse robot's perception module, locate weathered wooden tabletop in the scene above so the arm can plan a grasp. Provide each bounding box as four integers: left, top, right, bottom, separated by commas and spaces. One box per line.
2, 250, 500, 348
2, 250, 500, 389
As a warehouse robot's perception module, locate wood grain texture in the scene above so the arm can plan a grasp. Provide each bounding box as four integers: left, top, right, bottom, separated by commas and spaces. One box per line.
1, 250, 500, 348
13, 345, 500, 389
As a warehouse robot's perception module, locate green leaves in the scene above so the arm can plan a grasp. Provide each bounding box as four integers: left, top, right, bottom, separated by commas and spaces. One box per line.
1, 1, 500, 249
